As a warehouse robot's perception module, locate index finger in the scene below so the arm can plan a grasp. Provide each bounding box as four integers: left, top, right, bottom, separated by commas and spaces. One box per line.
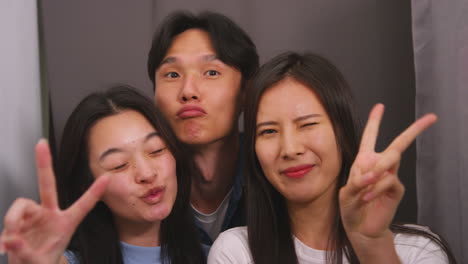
36, 139, 59, 209
359, 104, 385, 152
386, 113, 437, 153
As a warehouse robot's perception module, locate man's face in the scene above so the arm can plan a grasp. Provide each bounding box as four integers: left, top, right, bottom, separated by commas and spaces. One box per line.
154, 29, 243, 146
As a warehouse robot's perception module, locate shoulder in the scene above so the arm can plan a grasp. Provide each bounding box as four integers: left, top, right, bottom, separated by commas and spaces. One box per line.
394, 224, 449, 264
207, 226, 253, 264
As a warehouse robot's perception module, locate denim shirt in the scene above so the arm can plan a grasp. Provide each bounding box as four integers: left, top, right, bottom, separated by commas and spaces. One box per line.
195, 134, 246, 246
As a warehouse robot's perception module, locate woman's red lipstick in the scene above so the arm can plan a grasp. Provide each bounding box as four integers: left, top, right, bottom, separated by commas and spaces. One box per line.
281, 164, 314, 179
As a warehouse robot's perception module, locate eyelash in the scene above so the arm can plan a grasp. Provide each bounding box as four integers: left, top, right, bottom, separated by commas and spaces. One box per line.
301, 122, 318, 128
164, 72, 180, 78
162, 69, 220, 79
110, 148, 165, 171
150, 148, 165, 155
112, 163, 128, 171
205, 70, 220, 76
258, 129, 277, 136
258, 122, 318, 136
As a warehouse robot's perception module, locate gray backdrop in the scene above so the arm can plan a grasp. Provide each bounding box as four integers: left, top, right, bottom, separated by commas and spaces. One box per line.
413, 0, 468, 262
41, 0, 418, 223
0, 1, 42, 264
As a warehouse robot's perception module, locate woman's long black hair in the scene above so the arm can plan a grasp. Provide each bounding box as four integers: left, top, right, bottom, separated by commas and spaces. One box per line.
244, 52, 456, 264
55, 86, 205, 263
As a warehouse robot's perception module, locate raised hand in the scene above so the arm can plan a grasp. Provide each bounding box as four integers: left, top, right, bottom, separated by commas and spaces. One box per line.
0, 140, 110, 264
339, 104, 437, 258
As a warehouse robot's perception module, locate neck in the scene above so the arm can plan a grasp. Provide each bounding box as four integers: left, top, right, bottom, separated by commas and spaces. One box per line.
190, 130, 240, 214
114, 218, 161, 247
287, 185, 337, 250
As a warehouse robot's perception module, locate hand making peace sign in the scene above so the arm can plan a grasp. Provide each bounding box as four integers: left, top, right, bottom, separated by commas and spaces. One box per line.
0, 140, 110, 264
339, 104, 437, 241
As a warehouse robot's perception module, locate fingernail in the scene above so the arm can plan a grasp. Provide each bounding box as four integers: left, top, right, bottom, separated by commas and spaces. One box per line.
1, 234, 16, 244
3, 238, 22, 251
0, 236, 6, 254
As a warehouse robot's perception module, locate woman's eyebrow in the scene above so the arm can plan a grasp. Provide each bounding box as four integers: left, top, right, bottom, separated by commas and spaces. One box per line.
99, 148, 123, 162
144, 132, 160, 143
293, 114, 321, 123
256, 121, 278, 129
99, 132, 160, 162
256, 114, 321, 129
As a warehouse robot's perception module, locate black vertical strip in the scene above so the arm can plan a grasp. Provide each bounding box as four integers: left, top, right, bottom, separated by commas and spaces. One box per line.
48, 92, 57, 164
36, 0, 57, 161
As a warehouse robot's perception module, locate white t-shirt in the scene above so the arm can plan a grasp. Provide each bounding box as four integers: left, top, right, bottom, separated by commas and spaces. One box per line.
207, 226, 449, 264
192, 188, 233, 241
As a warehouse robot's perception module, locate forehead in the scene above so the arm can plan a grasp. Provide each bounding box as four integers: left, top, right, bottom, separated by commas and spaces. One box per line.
88, 110, 157, 151
164, 29, 216, 61
257, 78, 327, 121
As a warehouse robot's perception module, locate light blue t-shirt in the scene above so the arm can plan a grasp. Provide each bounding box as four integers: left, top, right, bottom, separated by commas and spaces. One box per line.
64, 241, 161, 264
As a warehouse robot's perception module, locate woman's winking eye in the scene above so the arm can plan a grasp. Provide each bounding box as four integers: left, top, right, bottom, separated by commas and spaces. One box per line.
301, 122, 319, 128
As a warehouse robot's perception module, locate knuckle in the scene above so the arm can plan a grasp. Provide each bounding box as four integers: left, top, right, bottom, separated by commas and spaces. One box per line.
4, 198, 33, 223
350, 177, 360, 188
339, 186, 347, 198
13, 197, 27, 204
388, 149, 401, 161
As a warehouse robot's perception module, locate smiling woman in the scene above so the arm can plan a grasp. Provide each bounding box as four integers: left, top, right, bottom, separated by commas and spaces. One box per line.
0, 86, 205, 264
208, 52, 457, 264
255, 78, 342, 205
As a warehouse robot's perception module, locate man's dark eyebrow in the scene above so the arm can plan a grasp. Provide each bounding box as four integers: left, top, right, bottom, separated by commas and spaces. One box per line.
160, 57, 177, 66
160, 54, 219, 67
202, 54, 218, 62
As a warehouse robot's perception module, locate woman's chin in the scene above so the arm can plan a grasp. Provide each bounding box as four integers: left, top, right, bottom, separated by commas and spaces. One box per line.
145, 204, 173, 222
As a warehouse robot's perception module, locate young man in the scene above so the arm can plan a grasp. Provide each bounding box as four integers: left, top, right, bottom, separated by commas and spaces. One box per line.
147, 11, 259, 246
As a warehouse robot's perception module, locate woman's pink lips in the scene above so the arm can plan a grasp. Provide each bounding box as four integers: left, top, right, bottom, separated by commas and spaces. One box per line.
142, 187, 165, 204
177, 105, 206, 119
281, 164, 314, 179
